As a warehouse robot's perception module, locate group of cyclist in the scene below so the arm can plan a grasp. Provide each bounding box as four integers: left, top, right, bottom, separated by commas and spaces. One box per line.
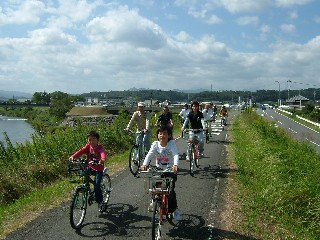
68, 100, 228, 220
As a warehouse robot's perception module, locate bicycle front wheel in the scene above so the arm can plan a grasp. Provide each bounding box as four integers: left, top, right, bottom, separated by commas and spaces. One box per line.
70, 187, 87, 229
129, 145, 140, 176
152, 200, 161, 240
101, 173, 111, 205
194, 145, 200, 168
189, 147, 195, 176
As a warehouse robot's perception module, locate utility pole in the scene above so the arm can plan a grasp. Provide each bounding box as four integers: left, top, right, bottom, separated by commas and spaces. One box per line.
275, 81, 281, 106
287, 80, 292, 101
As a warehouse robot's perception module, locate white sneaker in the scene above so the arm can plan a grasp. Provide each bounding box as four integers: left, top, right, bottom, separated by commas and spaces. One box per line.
173, 208, 181, 221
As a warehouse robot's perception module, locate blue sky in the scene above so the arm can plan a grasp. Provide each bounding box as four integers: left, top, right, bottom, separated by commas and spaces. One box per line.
0, 0, 320, 95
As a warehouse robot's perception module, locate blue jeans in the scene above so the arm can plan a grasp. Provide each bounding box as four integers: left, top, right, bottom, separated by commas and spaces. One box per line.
187, 131, 204, 153
91, 170, 103, 204
136, 130, 151, 151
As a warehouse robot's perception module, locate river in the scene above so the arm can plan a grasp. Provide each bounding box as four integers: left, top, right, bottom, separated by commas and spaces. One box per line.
0, 115, 35, 146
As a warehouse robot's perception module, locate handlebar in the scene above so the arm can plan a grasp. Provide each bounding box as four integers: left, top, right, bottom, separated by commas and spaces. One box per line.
124, 129, 145, 135
140, 165, 174, 175
69, 158, 101, 166
183, 129, 204, 132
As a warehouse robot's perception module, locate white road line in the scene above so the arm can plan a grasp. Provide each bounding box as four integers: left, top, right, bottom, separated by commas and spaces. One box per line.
306, 138, 320, 147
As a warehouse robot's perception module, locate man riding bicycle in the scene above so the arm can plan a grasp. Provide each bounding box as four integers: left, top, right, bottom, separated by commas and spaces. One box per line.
125, 102, 151, 151
179, 103, 190, 137
155, 105, 174, 129
181, 100, 206, 159
219, 105, 228, 126
202, 103, 215, 136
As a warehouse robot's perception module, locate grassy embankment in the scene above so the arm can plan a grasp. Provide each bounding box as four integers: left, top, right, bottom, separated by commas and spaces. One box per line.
229, 108, 320, 239
0, 107, 182, 238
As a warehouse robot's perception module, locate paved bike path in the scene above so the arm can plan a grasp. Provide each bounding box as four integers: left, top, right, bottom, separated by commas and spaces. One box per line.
5, 113, 248, 240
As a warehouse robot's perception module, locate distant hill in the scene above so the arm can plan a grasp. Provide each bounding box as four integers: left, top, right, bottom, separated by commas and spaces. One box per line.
0, 90, 32, 100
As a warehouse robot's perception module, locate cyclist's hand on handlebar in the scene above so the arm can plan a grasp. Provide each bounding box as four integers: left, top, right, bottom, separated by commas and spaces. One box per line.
172, 165, 178, 174
140, 165, 147, 171
99, 159, 105, 165
69, 156, 74, 161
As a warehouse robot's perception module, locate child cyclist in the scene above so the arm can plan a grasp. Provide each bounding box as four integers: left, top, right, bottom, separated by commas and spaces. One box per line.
140, 125, 181, 221
69, 130, 107, 212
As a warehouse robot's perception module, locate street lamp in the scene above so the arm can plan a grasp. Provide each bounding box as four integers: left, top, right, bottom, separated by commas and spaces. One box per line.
287, 80, 292, 100
275, 81, 281, 106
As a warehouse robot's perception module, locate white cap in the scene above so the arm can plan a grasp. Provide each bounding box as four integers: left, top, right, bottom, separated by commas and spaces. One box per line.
137, 102, 145, 107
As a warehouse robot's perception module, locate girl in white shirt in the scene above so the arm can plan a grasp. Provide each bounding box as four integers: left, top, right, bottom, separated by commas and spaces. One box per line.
141, 126, 181, 221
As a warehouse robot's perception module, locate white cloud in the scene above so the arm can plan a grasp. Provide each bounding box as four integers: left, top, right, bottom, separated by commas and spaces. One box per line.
259, 24, 272, 40
85, 6, 166, 50
314, 16, 320, 23
205, 14, 223, 25
280, 23, 296, 34
275, 0, 314, 8
0, 1, 319, 94
288, 11, 298, 19
0, 0, 45, 25
219, 0, 273, 13
236, 16, 259, 26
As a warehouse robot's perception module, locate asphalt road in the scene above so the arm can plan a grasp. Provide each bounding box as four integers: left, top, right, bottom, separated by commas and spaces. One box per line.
5, 112, 251, 240
257, 108, 320, 154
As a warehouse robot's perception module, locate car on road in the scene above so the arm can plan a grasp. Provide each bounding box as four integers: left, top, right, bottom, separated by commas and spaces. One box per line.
259, 105, 266, 110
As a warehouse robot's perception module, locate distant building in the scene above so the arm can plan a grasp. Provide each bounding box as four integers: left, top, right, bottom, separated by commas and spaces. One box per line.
144, 99, 160, 106
287, 95, 310, 108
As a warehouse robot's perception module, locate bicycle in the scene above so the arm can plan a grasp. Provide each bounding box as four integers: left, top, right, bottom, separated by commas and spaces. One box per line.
183, 129, 203, 176
141, 165, 175, 240
220, 115, 227, 126
68, 158, 112, 229
204, 120, 212, 143
126, 129, 147, 176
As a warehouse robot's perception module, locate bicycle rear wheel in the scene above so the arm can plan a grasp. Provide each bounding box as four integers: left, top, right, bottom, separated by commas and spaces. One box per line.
101, 173, 111, 205
129, 145, 140, 176
152, 200, 161, 240
205, 130, 209, 143
70, 187, 87, 229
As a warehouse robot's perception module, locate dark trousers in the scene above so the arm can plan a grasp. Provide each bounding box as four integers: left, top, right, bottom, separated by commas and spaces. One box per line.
163, 172, 178, 213
88, 169, 103, 204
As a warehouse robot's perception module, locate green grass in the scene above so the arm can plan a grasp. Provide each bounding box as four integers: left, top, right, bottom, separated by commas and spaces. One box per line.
231, 109, 320, 239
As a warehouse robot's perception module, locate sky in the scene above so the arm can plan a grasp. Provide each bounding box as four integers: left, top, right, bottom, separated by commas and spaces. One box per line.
0, 0, 320, 95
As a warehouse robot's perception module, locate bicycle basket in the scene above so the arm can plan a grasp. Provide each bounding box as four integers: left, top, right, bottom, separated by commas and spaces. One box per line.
68, 161, 85, 183
145, 176, 169, 193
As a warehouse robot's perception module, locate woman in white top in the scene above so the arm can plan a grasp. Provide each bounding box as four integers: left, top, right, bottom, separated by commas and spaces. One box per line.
140, 126, 181, 220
